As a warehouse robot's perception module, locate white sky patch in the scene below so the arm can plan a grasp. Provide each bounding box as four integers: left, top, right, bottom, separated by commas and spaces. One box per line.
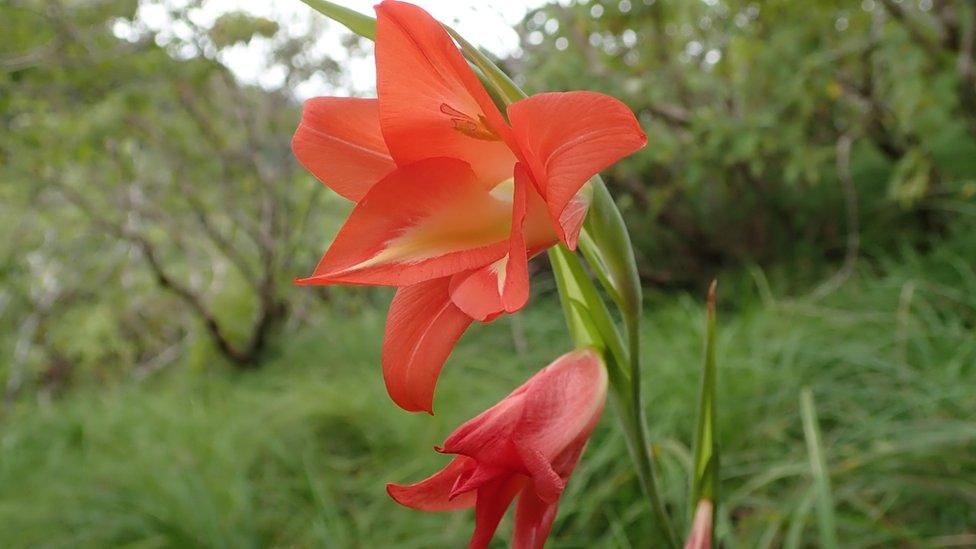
120, 0, 561, 98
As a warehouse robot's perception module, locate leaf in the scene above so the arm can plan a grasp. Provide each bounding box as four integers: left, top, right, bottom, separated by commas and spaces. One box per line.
448, 28, 526, 104
299, 0, 376, 40
800, 387, 839, 549
579, 176, 642, 328
548, 244, 629, 387
689, 281, 719, 546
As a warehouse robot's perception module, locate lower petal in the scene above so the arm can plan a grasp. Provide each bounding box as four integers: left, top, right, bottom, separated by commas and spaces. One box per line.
297, 158, 512, 287
516, 445, 565, 504
470, 476, 524, 549
448, 165, 533, 321
387, 456, 477, 511
513, 488, 560, 549
383, 278, 474, 413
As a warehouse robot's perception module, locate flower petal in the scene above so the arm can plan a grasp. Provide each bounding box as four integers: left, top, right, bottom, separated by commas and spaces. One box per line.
448, 164, 532, 321
513, 487, 560, 549
449, 462, 508, 498
439, 349, 606, 474
470, 477, 524, 549
387, 456, 477, 511
514, 348, 608, 461
447, 266, 506, 323
382, 277, 474, 413
291, 97, 395, 202
440, 385, 528, 467
515, 445, 564, 503
501, 165, 531, 312
374, 0, 517, 186
507, 91, 646, 248
296, 158, 511, 287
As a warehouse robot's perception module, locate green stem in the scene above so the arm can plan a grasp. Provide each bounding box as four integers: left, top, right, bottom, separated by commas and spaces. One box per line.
621, 320, 680, 548
551, 248, 678, 548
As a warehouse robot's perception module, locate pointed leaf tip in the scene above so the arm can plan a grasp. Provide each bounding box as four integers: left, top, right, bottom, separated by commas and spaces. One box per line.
300, 0, 376, 40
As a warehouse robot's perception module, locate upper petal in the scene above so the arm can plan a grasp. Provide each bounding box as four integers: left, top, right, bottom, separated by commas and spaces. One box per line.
387, 455, 478, 511
507, 91, 646, 248
439, 349, 606, 472
382, 277, 474, 413
296, 158, 512, 287
439, 380, 531, 470
374, 0, 517, 186
514, 348, 608, 461
291, 97, 395, 201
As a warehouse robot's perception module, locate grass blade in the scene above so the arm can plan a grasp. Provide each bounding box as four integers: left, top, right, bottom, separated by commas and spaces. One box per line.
800, 387, 839, 549
689, 281, 719, 546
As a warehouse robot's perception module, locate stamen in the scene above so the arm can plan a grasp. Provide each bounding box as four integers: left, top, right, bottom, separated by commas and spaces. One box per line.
439, 103, 500, 141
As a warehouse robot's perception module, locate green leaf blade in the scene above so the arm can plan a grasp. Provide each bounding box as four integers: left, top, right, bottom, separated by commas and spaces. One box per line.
690, 281, 719, 545
800, 387, 839, 549
299, 0, 376, 40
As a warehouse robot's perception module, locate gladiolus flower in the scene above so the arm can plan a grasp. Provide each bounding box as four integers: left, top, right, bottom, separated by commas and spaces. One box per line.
684, 499, 713, 549
292, 0, 645, 412
387, 349, 607, 549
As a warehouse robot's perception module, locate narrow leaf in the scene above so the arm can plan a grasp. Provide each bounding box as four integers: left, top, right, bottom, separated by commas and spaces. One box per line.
448, 29, 526, 104
800, 387, 839, 549
580, 176, 642, 326
548, 245, 629, 387
689, 281, 719, 547
299, 0, 376, 39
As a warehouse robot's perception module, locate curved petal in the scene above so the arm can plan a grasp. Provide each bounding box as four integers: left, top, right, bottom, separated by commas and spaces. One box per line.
448, 462, 508, 498
470, 477, 524, 549
296, 158, 512, 287
515, 445, 565, 503
448, 267, 506, 323
501, 165, 530, 312
383, 278, 474, 413
291, 97, 395, 201
440, 386, 528, 465
513, 488, 560, 549
514, 348, 608, 461
507, 91, 647, 248
439, 349, 606, 475
387, 456, 478, 511
448, 165, 531, 321
375, 0, 517, 186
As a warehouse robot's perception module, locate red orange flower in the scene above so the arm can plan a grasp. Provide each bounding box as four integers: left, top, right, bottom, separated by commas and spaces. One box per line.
387, 349, 607, 549
293, 0, 645, 412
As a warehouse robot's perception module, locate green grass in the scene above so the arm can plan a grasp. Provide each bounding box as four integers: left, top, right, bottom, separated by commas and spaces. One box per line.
0, 234, 974, 548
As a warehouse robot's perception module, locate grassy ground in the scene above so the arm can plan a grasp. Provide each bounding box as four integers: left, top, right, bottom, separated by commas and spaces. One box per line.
0, 233, 974, 548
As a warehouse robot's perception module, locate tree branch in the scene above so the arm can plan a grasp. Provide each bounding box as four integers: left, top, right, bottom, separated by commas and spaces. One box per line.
879, 0, 946, 57
56, 184, 261, 368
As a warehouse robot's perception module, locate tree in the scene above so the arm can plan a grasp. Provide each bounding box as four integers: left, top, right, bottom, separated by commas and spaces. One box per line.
511, 0, 976, 285
1, 0, 354, 398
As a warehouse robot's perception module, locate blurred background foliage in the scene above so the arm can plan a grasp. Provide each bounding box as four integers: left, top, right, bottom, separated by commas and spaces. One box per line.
0, 0, 974, 547
513, 0, 976, 284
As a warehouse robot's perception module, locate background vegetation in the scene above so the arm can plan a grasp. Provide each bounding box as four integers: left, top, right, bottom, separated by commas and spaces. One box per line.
1, 0, 974, 546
